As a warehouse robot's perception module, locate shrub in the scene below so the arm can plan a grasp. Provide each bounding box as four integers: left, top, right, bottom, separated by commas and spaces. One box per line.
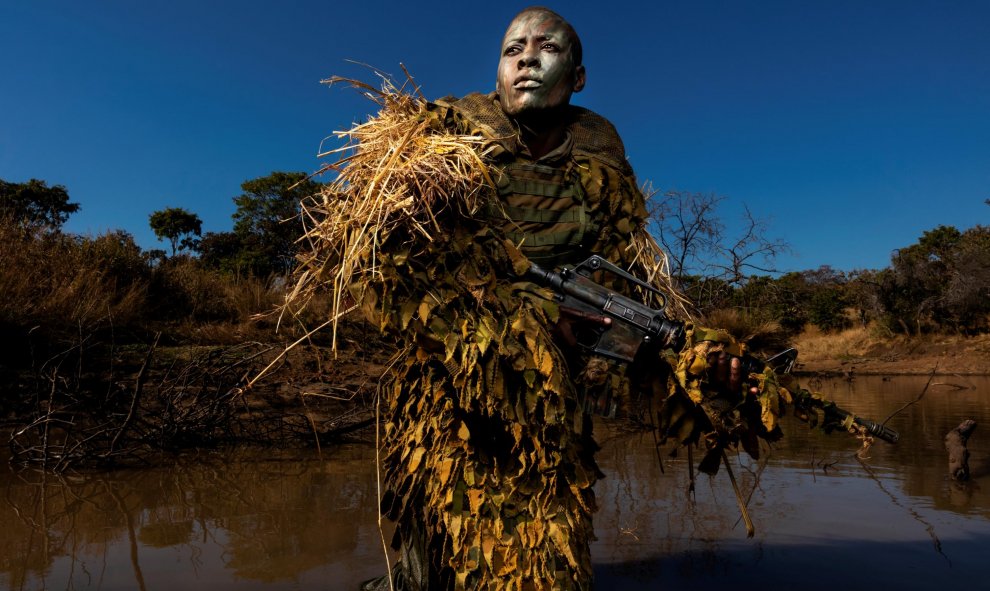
0, 218, 147, 330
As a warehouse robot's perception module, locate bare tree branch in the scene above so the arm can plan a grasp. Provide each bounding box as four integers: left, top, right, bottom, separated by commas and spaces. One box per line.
648, 191, 789, 287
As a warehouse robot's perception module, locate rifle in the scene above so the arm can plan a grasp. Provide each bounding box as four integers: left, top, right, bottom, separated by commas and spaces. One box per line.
525, 255, 899, 444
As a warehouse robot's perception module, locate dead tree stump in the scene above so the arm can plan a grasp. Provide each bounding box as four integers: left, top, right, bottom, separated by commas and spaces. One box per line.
945, 420, 977, 481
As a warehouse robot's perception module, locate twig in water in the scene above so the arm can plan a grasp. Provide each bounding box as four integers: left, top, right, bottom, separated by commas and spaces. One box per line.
857, 457, 950, 565
881, 365, 938, 427
732, 448, 770, 532
723, 451, 755, 538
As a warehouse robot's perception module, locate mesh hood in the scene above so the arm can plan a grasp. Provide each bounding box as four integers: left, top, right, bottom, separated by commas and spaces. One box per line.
438, 92, 633, 175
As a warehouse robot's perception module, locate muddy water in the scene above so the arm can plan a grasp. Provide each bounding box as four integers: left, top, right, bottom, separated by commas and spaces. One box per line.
2, 376, 988, 590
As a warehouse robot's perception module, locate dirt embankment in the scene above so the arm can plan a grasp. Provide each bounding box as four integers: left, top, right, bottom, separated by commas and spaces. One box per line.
791, 327, 990, 376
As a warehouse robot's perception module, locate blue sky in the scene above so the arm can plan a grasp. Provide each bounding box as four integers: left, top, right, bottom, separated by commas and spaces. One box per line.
2, 0, 987, 272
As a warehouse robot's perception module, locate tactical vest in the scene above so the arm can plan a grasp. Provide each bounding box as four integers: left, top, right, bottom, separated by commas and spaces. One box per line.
435, 93, 633, 269
487, 160, 597, 268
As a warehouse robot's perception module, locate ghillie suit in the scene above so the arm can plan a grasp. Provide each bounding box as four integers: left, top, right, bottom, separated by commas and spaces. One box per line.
287, 79, 867, 590
289, 79, 671, 590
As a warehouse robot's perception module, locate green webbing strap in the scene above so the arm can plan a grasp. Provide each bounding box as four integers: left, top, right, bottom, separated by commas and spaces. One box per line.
504, 229, 580, 247
487, 203, 584, 224
507, 179, 572, 199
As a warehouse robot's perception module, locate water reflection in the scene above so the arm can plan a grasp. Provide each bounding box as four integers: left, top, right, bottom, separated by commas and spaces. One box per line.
2, 376, 988, 590
1, 446, 387, 590
591, 375, 990, 590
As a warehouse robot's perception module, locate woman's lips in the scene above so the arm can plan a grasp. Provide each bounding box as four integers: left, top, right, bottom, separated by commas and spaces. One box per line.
514, 78, 542, 89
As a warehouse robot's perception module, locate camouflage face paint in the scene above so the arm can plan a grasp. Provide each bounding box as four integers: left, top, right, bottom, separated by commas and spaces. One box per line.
496, 11, 586, 117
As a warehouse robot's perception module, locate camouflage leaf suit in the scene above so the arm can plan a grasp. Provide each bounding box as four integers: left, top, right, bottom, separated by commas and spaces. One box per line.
360, 92, 648, 591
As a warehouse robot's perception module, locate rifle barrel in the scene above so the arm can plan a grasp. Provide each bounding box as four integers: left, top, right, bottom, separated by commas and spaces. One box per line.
844, 411, 900, 444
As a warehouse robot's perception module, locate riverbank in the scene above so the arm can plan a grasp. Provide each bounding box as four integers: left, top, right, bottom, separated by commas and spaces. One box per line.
5, 318, 987, 471
0, 319, 390, 471
792, 326, 990, 376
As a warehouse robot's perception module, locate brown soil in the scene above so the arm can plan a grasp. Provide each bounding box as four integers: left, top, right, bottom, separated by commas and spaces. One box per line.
0, 318, 395, 470
791, 326, 990, 376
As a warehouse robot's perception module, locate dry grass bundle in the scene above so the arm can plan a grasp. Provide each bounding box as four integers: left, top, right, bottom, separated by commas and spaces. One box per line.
282, 75, 497, 348
628, 230, 694, 321
701, 307, 791, 353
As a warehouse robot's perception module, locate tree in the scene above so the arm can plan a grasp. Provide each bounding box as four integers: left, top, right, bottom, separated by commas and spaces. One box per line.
229, 171, 321, 276
944, 225, 990, 332
730, 272, 807, 334
197, 231, 247, 274
0, 178, 80, 229
81, 229, 148, 287
648, 189, 724, 282
648, 189, 788, 313
802, 266, 851, 333
649, 190, 788, 284
149, 207, 202, 256
846, 268, 886, 328
712, 205, 790, 285
889, 225, 962, 333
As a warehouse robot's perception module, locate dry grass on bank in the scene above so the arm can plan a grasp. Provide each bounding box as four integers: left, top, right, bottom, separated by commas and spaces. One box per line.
0, 217, 318, 345
0, 223, 146, 330
791, 325, 882, 363
792, 324, 990, 375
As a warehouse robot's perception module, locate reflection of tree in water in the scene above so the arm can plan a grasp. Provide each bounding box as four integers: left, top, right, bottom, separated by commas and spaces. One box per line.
200, 453, 374, 581
0, 447, 379, 588
1, 471, 125, 590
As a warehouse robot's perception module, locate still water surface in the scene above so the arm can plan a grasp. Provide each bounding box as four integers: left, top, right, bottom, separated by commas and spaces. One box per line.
3, 376, 989, 590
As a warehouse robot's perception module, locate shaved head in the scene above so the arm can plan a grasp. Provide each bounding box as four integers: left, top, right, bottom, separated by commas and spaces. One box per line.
496, 7, 586, 116
505, 7, 582, 66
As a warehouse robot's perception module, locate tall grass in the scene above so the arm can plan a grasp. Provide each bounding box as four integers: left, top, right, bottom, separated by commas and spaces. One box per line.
0, 220, 147, 331
0, 217, 298, 342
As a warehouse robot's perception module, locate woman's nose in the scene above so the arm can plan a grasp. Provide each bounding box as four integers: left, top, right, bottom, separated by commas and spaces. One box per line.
518, 46, 540, 68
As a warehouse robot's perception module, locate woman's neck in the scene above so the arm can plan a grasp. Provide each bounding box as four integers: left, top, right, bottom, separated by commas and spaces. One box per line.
515, 107, 568, 160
